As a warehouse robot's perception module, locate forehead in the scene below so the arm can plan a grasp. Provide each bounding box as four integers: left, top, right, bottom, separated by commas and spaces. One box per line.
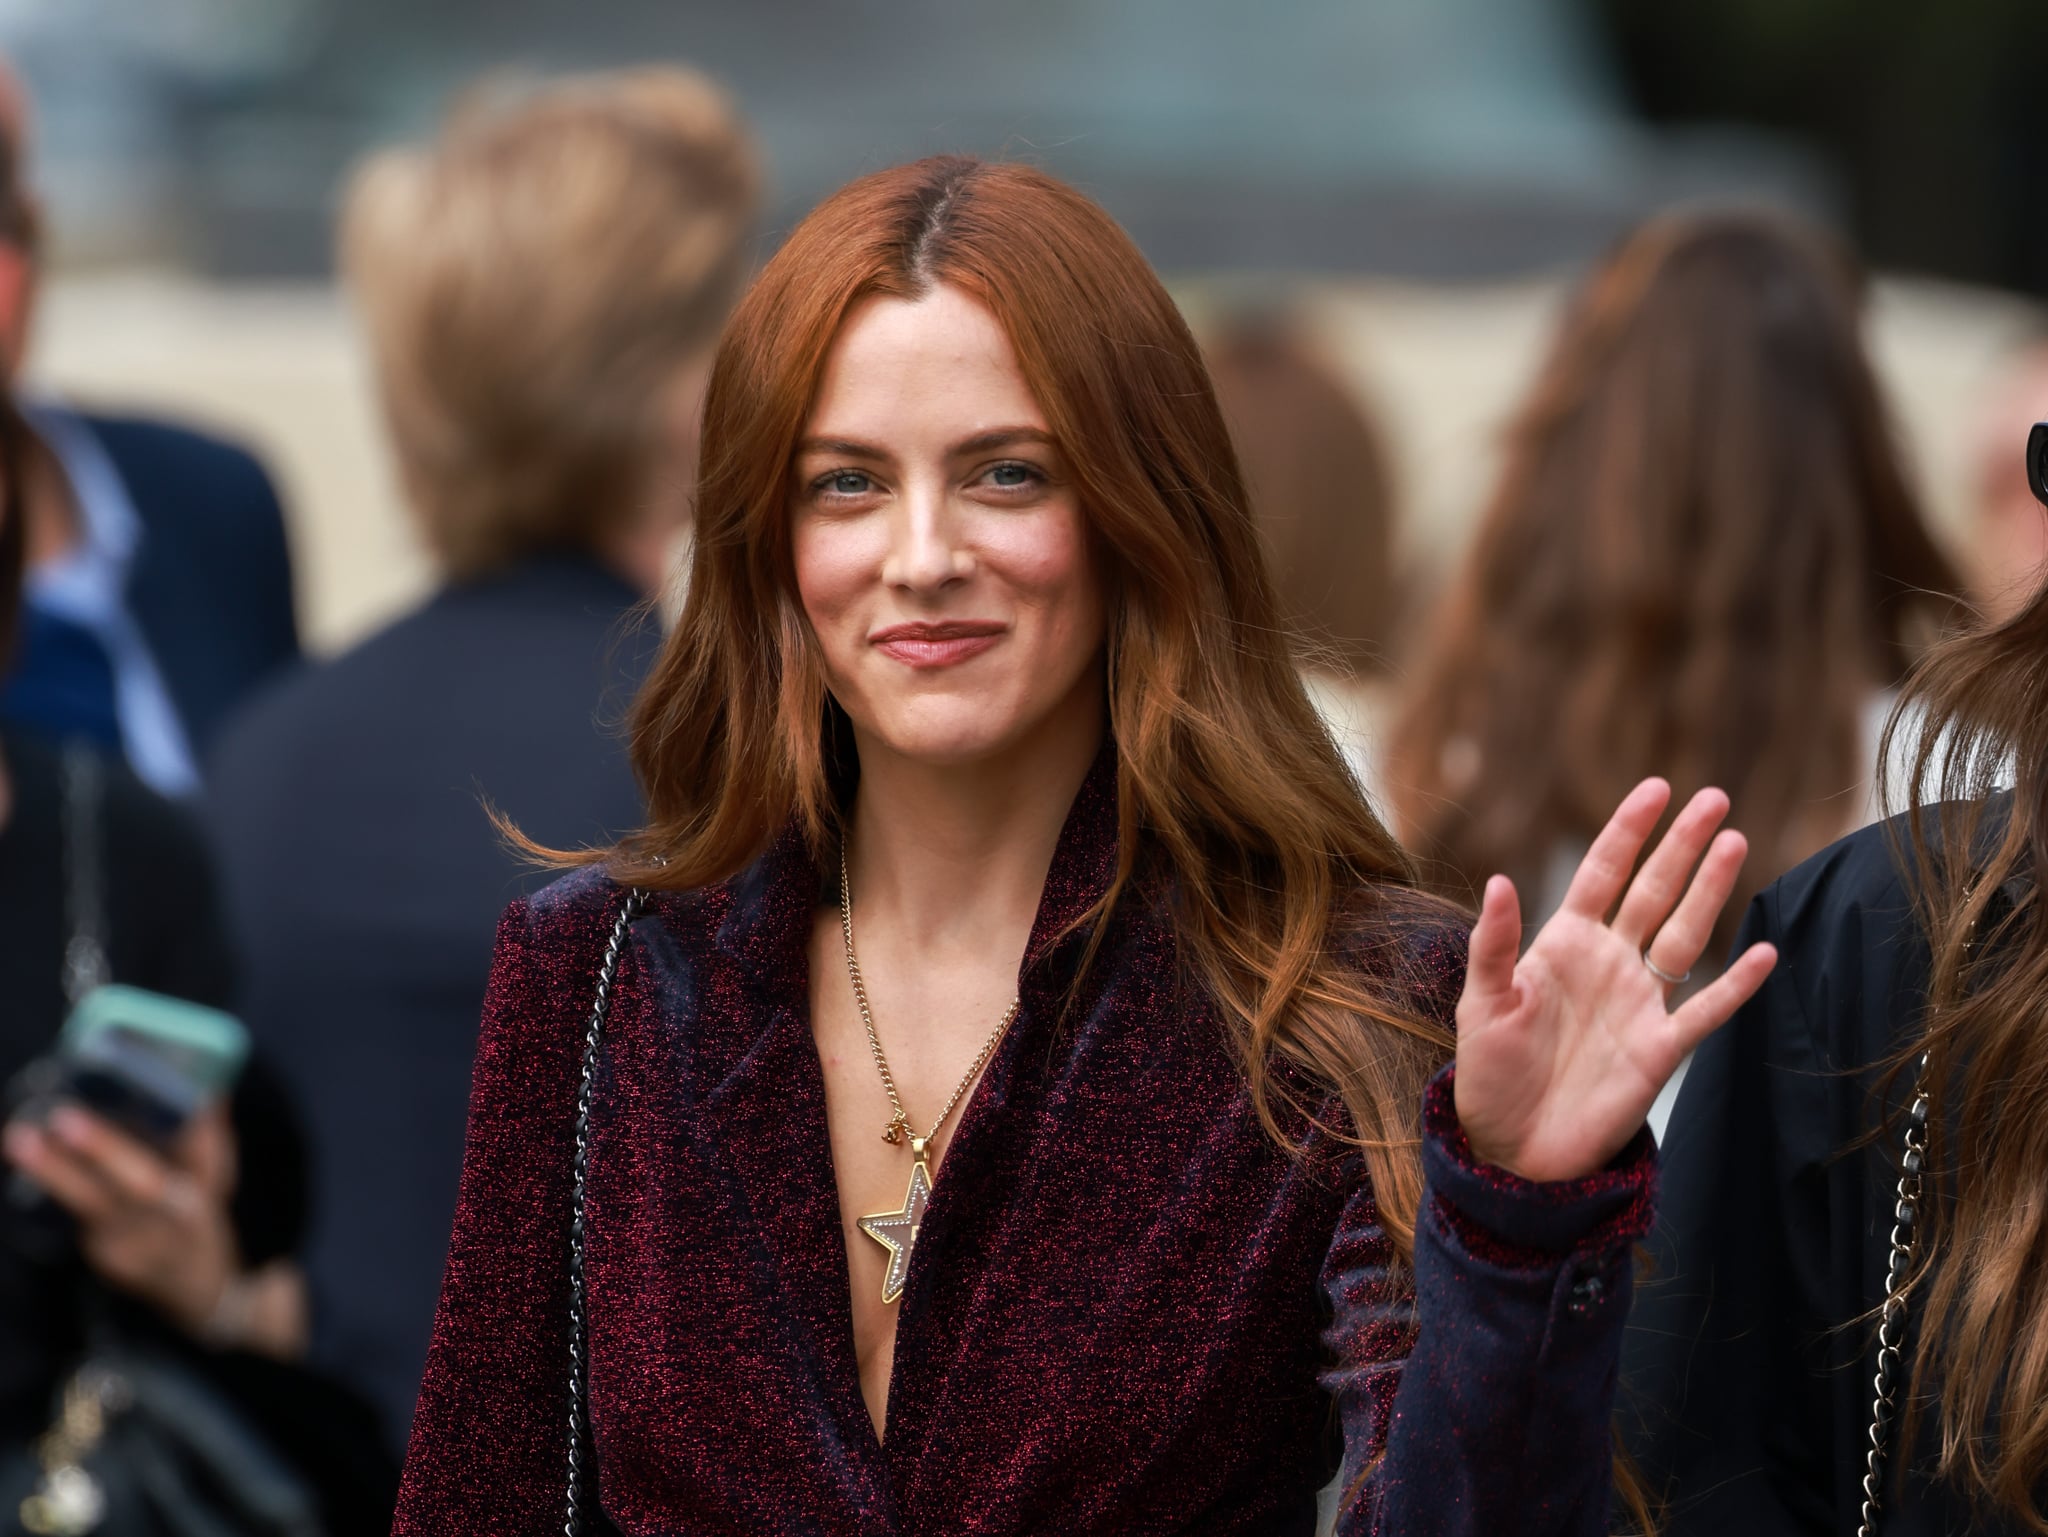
805, 284, 1048, 440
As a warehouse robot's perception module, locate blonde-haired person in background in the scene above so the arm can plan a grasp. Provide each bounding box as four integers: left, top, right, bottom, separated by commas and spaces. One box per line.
200, 66, 758, 1466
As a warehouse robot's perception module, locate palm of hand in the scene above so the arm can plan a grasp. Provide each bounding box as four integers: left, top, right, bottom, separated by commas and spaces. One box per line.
1452, 781, 1778, 1184
1457, 910, 1685, 1183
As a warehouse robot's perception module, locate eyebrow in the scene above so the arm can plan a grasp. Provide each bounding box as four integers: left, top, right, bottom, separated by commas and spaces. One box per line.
793, 426, 1057, 459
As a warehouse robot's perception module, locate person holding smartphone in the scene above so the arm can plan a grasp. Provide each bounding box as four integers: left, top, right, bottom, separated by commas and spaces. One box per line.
0, 377, 394, 1531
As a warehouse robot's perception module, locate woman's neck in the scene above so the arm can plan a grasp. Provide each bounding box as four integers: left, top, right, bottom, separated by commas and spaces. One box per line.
845, 694, 1104, 954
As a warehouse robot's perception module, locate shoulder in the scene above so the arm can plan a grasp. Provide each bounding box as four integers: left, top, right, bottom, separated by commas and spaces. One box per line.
9, 734, 210, 883
1736, 813, 1934, 1072
499, 865, 734, 984
204, 599, 451, 769
473, 864, 738, 1065
1756, 814, 1916, 946
1332, 882, 1470, 1028
79, 410, 279, 501
1745, 814, 1926, 1014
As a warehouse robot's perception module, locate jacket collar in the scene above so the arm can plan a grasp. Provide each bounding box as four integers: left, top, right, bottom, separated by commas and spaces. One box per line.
654, 741, 1126, 1482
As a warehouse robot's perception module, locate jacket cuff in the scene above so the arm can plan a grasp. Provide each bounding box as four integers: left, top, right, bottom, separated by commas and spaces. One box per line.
1421, 1065, 1656, 1269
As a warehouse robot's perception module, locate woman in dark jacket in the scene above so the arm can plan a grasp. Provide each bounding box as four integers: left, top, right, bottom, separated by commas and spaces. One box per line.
0, 399, 395, 1533
1625, 433, 2048, 1534
393, 156, 1774, 1536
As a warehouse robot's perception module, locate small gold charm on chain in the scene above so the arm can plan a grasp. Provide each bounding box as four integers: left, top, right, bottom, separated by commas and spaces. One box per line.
881, 1110, 911, 1145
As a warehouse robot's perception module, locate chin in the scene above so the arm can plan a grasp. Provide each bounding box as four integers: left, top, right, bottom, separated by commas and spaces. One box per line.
868, 718, 1023, 768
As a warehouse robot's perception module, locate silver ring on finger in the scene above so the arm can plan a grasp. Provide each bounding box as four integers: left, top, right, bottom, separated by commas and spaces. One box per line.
1642, 950, 1691, 987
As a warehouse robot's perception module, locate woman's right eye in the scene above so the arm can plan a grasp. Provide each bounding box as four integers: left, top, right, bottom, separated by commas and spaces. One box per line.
817, 470, 874, 497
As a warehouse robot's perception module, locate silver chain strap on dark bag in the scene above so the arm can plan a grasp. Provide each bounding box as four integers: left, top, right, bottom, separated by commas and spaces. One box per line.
1857, 1051, 1932, 1537
562, 889, 643, 1537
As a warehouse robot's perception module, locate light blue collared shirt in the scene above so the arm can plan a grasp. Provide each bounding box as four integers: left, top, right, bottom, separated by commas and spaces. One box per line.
18, 401, 200, 795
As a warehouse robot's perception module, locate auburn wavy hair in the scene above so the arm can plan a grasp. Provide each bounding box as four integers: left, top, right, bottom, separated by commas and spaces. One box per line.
1390, 210, 1960, 950
533, 155, 1455, 1251
1884, 559, 2048, 1526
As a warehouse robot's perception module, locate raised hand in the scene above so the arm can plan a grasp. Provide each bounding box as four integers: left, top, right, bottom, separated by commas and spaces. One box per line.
1453, 778, 1777, 1183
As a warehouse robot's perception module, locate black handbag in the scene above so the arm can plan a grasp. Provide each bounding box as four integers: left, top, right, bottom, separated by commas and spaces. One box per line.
1, 1330, 322, 1537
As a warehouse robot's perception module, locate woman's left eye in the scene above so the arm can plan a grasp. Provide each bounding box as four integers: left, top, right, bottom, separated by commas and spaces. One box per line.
984, 462, 1039, 489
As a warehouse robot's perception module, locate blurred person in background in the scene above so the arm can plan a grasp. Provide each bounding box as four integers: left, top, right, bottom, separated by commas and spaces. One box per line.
0, 392, 393, 1533
1964, 337, 2048, 622
0, 62, 297, 798
203, 67, 759, 1456
1205, 317, 1403, 802
1624, 429, 2048, 1534
1388, 209, 1961, 969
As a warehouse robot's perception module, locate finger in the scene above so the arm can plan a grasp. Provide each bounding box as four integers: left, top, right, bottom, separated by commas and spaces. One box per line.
1643, 828, 1749, 979
1668, 942, 1778, 1052
1559, 778, 1673, 920
49, 1106, 175, 1210
1610, 787, 1731, 948
4, 1125, 122, 1224
1461, 875, 1523, 1009
176, 1103, 236, 1197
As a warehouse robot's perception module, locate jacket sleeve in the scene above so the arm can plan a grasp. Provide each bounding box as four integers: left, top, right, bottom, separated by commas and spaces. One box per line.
1324, 1067, 1657, 1537
393, 895, 601, 1535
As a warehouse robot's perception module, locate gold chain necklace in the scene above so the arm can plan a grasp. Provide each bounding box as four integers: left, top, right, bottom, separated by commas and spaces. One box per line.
839, 838, 1021, 1305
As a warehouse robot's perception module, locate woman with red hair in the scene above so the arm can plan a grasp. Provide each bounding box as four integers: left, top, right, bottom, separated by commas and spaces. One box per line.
393, 157, 1770, 1535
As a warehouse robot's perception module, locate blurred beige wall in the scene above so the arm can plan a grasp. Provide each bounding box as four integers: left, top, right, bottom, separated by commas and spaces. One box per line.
25, 268, 2042, 657
28, 274, 427, 654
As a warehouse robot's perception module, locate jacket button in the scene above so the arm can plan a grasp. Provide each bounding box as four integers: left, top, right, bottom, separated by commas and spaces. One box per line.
1567, 1272, 1606, 1317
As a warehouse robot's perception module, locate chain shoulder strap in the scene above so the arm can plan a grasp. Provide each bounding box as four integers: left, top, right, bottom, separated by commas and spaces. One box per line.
563, 888, 643, 1537
1857, 1050, 1932, 1537
59, 742, 111, 1004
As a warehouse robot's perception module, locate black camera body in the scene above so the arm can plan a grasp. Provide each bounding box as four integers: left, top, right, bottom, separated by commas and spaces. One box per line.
2028, 421, 2048, 508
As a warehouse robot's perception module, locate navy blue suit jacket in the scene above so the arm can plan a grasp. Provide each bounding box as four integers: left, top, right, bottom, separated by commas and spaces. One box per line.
203, 556, 653, 1455
88, 411, 301, 756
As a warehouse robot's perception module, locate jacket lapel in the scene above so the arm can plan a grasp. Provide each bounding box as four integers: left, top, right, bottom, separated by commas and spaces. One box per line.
684, 831, 891, 1494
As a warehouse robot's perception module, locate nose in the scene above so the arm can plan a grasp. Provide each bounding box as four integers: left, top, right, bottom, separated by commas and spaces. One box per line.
881, 479, 973, 595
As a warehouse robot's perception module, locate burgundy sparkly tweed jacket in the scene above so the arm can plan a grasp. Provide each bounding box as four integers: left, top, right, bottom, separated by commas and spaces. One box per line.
395, 764, 1654, 1535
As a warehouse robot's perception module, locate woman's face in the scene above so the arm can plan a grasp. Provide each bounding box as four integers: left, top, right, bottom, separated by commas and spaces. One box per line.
791, 284, 1105, 771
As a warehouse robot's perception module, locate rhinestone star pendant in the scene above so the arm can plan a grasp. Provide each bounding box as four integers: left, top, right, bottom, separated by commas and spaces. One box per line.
858, 1151, 934, 1305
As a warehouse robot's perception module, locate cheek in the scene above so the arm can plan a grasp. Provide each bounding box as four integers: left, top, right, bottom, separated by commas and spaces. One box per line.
791, 516, 870, 651
997, 508, 1103, 649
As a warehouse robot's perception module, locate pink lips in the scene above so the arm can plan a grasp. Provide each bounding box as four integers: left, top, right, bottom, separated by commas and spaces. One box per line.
870, 620, 1006, 669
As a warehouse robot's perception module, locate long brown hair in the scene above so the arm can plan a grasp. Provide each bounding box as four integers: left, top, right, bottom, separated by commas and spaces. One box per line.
1390, 210, 1960, 941
547, 155, 1458, 1250
1205, 317, 1400, 676
1885, 558, 2048, 1525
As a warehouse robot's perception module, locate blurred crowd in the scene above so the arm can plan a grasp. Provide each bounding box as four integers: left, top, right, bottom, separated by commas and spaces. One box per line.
0, 52, 2041, 1537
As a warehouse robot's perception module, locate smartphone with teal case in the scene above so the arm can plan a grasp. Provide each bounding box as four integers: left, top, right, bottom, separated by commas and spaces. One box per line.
22, 985, 250, 1149
60, 985, 249, 1096
3, 987, 251, 1250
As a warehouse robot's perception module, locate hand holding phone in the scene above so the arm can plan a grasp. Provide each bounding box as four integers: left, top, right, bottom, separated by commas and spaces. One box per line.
3, 1101, 240, 1333
3, 986, 250, 1331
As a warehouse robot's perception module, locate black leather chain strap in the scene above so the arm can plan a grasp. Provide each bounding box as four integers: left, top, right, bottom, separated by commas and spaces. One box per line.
1858, 1051, 1931, 1537
563, 889, 643, 1537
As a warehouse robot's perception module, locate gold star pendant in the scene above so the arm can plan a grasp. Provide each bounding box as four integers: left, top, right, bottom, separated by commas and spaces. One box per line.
858, 1155, 933, 1305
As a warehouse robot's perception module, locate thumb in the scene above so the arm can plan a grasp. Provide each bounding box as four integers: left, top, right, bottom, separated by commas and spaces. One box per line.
1463, 874, 1523, 1011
